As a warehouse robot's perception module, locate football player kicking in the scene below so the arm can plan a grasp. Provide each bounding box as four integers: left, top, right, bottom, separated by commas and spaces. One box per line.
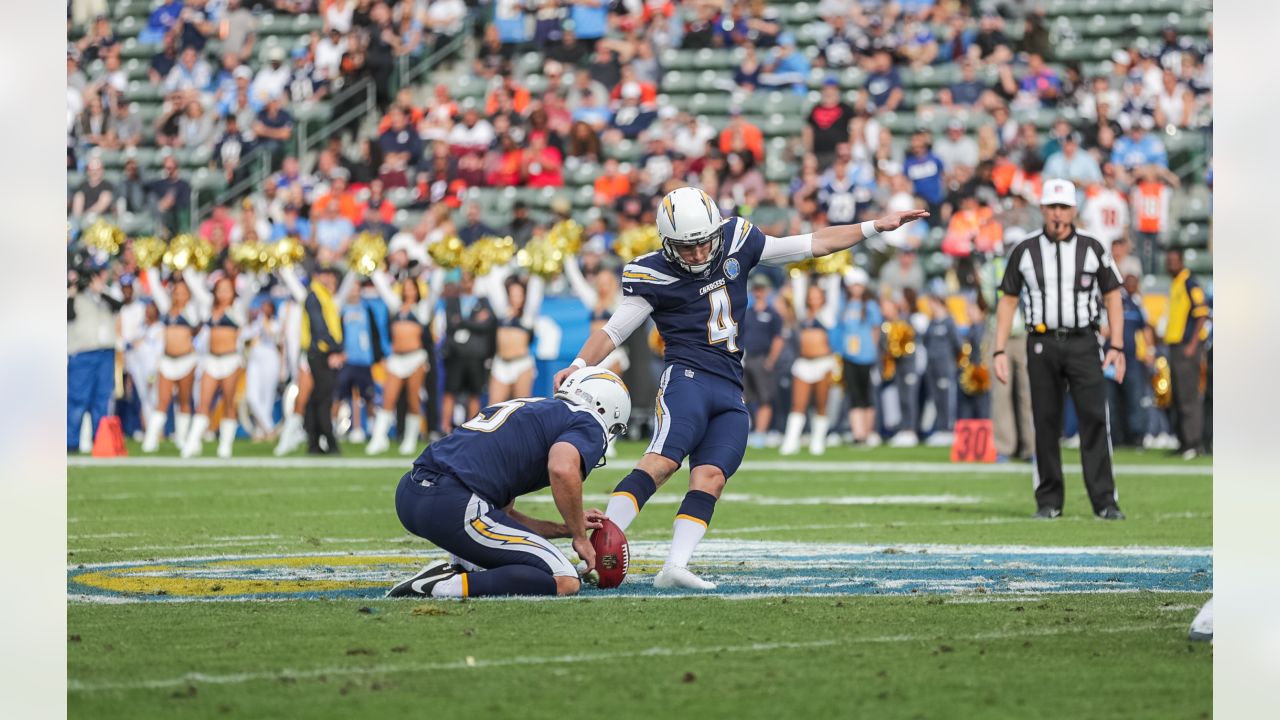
386, 367, 630, 598
554, 186, 927, 590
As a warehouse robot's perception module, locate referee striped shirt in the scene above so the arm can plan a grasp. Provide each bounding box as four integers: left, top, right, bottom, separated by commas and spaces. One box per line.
999, 228, 1122, 331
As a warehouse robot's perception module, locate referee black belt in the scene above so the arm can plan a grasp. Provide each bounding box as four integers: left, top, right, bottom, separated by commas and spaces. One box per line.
1026, 325, 1098, 339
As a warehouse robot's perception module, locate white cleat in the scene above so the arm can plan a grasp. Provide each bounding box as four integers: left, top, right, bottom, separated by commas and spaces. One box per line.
926, 431, 955, 447
653, 566, 717, 590
1188, 597, 1213, 642
864, 432, 883, 448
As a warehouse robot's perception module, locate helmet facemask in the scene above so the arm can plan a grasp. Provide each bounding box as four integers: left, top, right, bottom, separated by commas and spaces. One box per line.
662, 224, 724, 275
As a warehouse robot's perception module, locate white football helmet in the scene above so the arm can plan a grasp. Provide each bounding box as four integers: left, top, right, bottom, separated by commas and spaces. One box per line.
555, 366, 632, 439
656, 186, 725, 274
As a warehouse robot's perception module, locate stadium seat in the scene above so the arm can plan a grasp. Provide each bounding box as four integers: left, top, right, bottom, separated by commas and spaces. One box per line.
119, 38, 160, 61
1177, 222, 1210, 249
1183, 248, 1212, 274
1178, 187, 1212, 223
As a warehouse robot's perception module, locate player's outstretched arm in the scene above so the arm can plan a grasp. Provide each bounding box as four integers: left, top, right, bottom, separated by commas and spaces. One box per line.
552, 294, 654, 389
547, 441, 598, 569
810, 209, 930, 258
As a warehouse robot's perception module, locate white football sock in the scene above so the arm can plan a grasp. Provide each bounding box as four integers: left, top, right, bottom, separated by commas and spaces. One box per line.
665, 516, 708, 569
606, 493, 641, 532
431, 574, 465, 598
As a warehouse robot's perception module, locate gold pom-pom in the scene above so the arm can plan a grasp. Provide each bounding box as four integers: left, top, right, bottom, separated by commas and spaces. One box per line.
428, 235, 465, 269
613, 225, 661, 262
83, 219, 125, 256
814, 250, 853, 276
230, 241, 267, 272
267, 236, 306, 270
164, 234, 216, 271
461, 235, 517, 276
517, 233, 567, 278
649, 325, 666, 357
1153, 356, 1172, 409
884, 320, 916, 359
547, 219, 584, 255
133, 236, 168, 269
960, 363, 991, 395
348, 231, 388, 276
786, 258, 816, 278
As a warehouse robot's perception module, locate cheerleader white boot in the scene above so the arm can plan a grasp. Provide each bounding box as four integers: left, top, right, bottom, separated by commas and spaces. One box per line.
398, 415, 422, 455
217, 419, 238, 458
366, 409, 393, 455
809, 416, 830, 456
173, 412, 192, 449
779, 412, 805, 456
180, 415, 210, 458
273, 412, 303, 456
142, 410, 167, 453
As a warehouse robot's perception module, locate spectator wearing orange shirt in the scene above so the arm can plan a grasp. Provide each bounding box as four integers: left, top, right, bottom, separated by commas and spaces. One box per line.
942, 193, 1003, 257
1131, 166, 1173, 276
593, 158, 631, 205
485, 75, 531, 116
313, 170, 362, 225
486, 132, 524, 187
719, 107, 765, 164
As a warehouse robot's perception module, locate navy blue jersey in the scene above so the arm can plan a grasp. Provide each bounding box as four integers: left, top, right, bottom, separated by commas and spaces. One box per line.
412, 398, 609, 508
622, 217, 767, 386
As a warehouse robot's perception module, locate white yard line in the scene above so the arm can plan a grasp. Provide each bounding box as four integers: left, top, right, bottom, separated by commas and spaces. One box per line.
68, 456, 1212, 476
67, 622, 1186, 693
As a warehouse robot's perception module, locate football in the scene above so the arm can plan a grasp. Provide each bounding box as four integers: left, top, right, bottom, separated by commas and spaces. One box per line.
590, 518, 629, 589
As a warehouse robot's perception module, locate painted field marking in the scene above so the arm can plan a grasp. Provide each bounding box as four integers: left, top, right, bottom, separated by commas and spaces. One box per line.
68, 456, 1212, 476
68, 541, 1212, 604
67, 622, 1187, 693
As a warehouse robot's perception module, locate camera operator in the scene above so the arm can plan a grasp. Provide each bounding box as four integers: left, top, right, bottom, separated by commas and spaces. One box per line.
68, 255, 123, 452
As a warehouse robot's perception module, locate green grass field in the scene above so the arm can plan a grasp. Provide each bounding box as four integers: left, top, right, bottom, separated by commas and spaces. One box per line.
68, 442, 1212, 718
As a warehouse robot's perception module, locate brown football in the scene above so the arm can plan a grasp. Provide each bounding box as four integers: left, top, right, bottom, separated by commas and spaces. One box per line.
590, 518, 629, 589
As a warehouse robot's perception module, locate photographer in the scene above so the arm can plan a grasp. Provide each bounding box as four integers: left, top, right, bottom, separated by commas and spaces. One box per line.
67, 256, 122, 452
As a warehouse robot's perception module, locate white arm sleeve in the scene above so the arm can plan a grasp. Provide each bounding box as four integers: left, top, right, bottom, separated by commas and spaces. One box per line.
759, 233, 815, 267
790, 272, 809, 322
601, 295, 654, 348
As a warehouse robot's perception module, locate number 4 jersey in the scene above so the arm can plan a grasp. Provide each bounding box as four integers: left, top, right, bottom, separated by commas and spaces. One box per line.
411, 398, 610, 508
621, 217, 775, 388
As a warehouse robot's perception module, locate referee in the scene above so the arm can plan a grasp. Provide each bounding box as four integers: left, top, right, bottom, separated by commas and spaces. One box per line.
992, 179, 1127, 520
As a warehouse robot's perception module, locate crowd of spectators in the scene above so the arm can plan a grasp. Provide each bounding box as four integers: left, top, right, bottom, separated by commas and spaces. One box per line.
68, 0, 1213, 457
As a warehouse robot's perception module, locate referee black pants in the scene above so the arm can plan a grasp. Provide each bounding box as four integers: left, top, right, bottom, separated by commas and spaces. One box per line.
1026, 334, 1118, 514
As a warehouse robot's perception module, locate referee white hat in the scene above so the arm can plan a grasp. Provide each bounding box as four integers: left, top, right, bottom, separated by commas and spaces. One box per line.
1040, 178, 1077, 207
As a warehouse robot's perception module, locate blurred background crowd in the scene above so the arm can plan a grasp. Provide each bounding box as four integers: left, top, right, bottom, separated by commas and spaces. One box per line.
66, 0, 1212, 459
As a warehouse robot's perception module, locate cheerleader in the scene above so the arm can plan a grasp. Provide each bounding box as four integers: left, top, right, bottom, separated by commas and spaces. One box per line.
779, 273, 841, 456
367, 265, 444, 455
274, 264, 314, 456
181, 271, 258, 458
122, 300, 164, 436
141, 266, 207, 452
563, 255, 629, 376
485, 267, 545, 403
243, 299, 285, 441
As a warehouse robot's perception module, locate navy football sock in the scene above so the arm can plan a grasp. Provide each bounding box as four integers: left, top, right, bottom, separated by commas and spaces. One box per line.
606, 469, 659, 531
462, 565, 558, 597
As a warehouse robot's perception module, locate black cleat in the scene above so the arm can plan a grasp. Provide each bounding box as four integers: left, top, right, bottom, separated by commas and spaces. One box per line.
386, 561, 458, 598
1033, 507, 1062, 519
1095, 506, 1127, 521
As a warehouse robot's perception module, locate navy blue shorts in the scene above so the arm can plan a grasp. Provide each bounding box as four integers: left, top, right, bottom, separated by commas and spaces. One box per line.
394, 469, 578, 578
646, 363, 750, 478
